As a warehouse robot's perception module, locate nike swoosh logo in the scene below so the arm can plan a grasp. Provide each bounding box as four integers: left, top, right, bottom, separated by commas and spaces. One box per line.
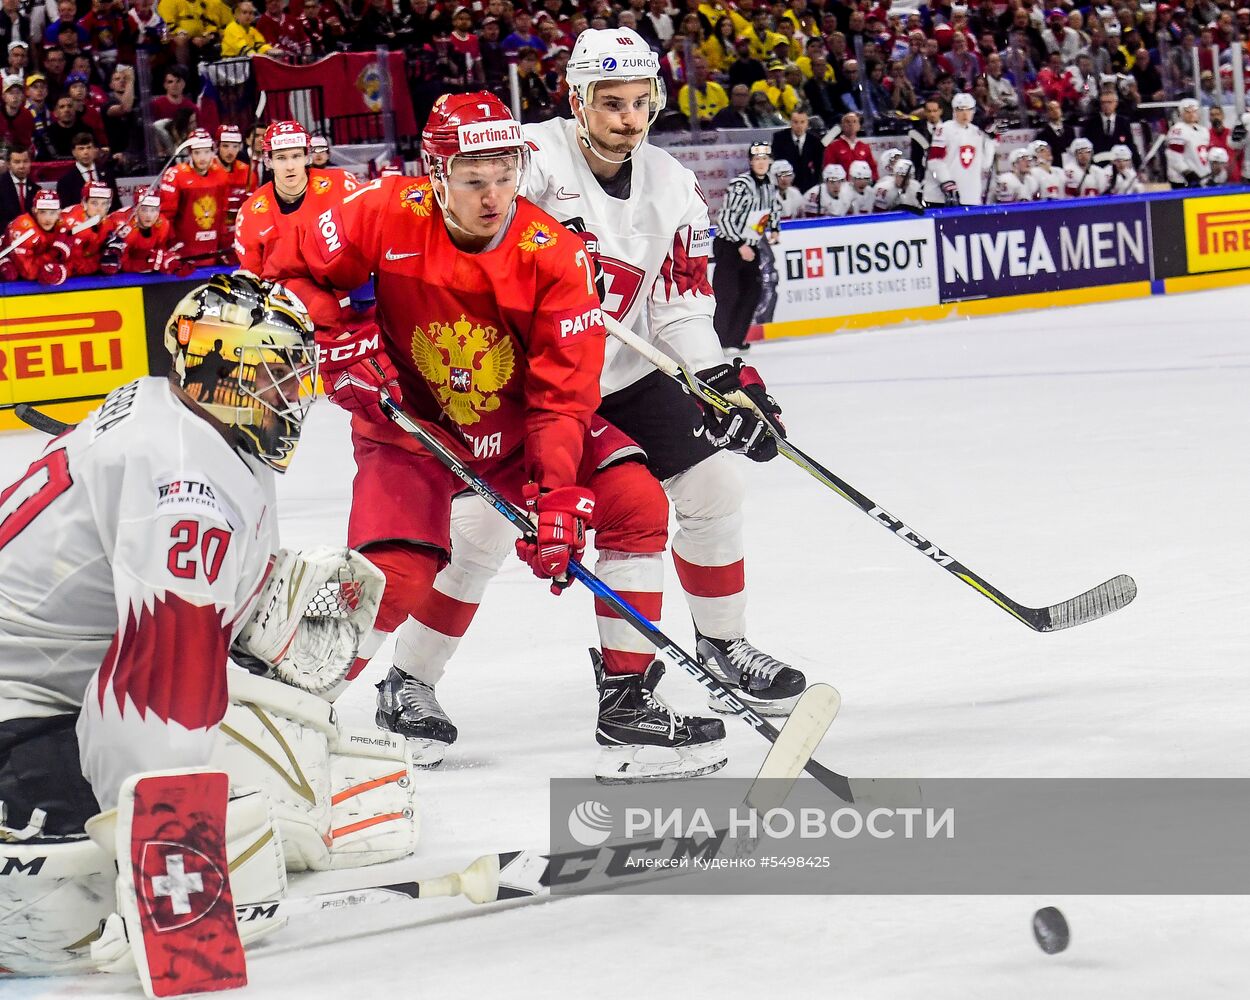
258, 227, 274, 236
555, 187, 580, 200
590, 426, 608, 437
385, 249, 421, 261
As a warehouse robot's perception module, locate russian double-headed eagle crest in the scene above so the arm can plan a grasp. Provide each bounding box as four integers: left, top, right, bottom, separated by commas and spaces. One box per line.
193, 194, 218, 230
312, 175, 332, 195
411, 315, 516, 425
400, 180, 433, 217
518, 221, 557, 252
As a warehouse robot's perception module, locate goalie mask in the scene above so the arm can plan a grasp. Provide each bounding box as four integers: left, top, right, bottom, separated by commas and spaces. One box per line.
165, 272, 317, 472
566, 27, 665, 164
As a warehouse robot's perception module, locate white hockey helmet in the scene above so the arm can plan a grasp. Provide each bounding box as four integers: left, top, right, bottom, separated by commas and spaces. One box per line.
1209, 146, 1229, 164
1010, 148, 1032, 166
952, 92, 976, 111
880, 147, 904, 173
822, 163, 846, 181
1177, 97, 1200, 114
1029, 139, 1051, 158
1070, 137, 1094, 154
566, 28, 665, 144
849, 160, 872, 180
770, 158, 794, 180
1110, 143, 1133, 161
892, 158, 913, 178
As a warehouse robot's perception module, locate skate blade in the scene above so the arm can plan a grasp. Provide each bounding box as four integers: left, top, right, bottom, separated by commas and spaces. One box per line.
404, 737, 451, 769
707, 691, 801, 717
594, 743, 728, 785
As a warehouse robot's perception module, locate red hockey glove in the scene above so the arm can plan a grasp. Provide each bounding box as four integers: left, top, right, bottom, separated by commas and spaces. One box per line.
37, 261, 68, 285
316, 321, 402, 424
514, 483, 595, 594
48, 236, 73, 262
696, 359, 785, 462
156, 250, 195, 278
98, 245, 122, 276
0, 258, 16, 283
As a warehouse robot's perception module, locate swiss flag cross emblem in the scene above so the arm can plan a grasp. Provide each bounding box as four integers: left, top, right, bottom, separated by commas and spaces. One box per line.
804, 247, 824, 279
599, 257, 646, 321
959, 145, 976, 168
140, 842, 226, 932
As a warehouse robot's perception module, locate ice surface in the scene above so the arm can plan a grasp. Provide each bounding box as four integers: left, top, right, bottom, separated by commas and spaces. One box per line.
5, 288, 1248, 999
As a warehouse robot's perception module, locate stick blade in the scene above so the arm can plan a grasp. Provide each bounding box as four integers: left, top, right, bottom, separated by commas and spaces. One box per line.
747, 684, 840, 813
1038, 573, 1137, 632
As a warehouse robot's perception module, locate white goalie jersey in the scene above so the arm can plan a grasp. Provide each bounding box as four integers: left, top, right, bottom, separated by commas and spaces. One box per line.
521, 117, 724, 396
0, 377, 278, 809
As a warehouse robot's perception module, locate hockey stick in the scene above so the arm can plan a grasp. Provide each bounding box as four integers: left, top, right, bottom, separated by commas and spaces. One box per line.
379, 398, 890, 805
12, 403, 72, 435
602, 316, 1137, 633
236, 684, 843, 923
0, 226, 36, 264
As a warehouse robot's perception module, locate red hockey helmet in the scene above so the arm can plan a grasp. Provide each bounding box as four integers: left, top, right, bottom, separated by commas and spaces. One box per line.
420, 92, 526, 181
264, 120, 309, 154
187, 127, 215, 150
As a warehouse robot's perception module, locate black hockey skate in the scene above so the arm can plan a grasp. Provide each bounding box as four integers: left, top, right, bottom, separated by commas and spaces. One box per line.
696, 634, 806, 717
591, 650, 727, 784
375, 666, 457, 768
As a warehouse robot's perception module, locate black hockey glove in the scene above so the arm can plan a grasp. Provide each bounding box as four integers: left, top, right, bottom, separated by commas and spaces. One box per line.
695, 359, 785, 462
1233, 123, 1247, 144
1183, 170, 1201, 188
941, 181, 961, 206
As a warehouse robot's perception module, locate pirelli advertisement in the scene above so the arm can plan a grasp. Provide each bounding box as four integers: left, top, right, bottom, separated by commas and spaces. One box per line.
0, 276, 205, 432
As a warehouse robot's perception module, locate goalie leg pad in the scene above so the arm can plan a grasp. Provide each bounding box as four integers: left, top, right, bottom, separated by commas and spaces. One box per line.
0, 836, 113, 975
327, 727, 419, 870
211, 670, 337, 873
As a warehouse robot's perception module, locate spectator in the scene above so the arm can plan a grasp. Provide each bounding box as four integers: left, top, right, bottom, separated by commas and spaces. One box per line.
700, 12, 735, 74
222, 2, 273, 57
745, 8, 783, 62
477, 16, 507, 93
711, 82, 752, 127
985, 51, 1018, 113
803, 54, 839, 121
0, 144, 35, 228
0, 72, 32, 152
678, 54, 728, 122
750, 59, 798, 116
771, 107, 821, 192
503, 8, 544, 54
6, 40, 28, 79
514, 46, 553, 123
0, 0, 29, 55
80, 0, 126, 56
835, 57, 866, 115
823, 110, 876, 179
299, 0, 347, 57
727, 36, 765, 90
103, 63, 138, 171
640, 0, 676, 53
448, 6, 479, 62
888, 60, 918, 117
25, 73, 50, 145
1083, 89, 1139, 168
357, 0, 404, 50
150, 68, 196, 122
1133, 47, 1165, 102
795, 36, 829, 80
1037, 99, 1074, 163
1063, 51, 1101, 116
41, 47, 67, 101
864, 59, 891, 121
38, 95, 82, 159
257, 0, 309, 58
747, 90, 785, 126
127, 0, 166, 58
64, 74, 108, 149
933, 72, 957, 118
939, 31, 982, 88
159, 0, 230, 66
56, 132, 116, 208
1041, 9, 1081, 64
42, 0, 86, 49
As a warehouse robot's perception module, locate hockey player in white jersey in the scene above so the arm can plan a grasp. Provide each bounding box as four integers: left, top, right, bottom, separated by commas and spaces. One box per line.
1030, 139, 1067, 199
0, 275, 406, 980
922, 91, 996, 206
383, 27, 807, 780
872, 157, 922, 212
844, 160, 876, 214
804, 163, 848, 217
770, 159, 807, 219
1166, 97, 1211, 188
990, 148, 1039, 203
1206, 146, 1230, 186
1108, 144, 1144, 194
1064, 137, 1109, 197
1229, 112, 1250, 179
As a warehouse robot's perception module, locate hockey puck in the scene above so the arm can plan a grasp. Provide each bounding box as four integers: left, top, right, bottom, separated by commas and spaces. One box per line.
1032, 906, 1070, 955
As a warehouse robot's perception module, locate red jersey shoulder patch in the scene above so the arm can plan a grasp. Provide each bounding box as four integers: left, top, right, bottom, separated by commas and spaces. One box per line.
517, 220, 557, 252
399, 179, 434, 217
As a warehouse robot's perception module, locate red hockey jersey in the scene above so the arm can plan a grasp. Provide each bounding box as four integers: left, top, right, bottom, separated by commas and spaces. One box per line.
284, 175, 606, 489
5, 214, 71, 282
158, 161, 229, 253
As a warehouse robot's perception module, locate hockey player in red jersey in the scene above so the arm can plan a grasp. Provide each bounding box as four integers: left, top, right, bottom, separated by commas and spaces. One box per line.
62, 181, 114, 276
216, 123, 254, 255
107, 192, 193, 275
233, 120, 360, 317
284, 92, 727, 783
158, 127, 230, 259
2, 189, 72, 285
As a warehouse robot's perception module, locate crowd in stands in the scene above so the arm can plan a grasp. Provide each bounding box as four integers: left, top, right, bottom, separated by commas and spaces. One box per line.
1, 0, 1249, 281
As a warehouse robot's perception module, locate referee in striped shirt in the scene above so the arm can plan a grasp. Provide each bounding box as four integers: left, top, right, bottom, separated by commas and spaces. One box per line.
713, 141, 783, 351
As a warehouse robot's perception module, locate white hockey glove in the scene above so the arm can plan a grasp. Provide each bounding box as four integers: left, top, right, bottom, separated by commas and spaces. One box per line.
234, 546, 385, 696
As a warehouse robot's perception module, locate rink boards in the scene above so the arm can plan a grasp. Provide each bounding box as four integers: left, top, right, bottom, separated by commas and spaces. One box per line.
758, 187, 1250, 342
